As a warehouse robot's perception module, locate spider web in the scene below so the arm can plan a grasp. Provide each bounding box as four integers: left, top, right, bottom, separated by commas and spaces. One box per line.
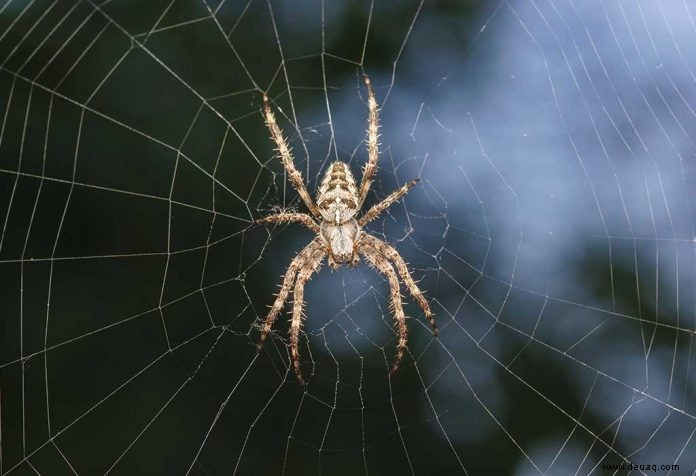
0, 0, 695, 474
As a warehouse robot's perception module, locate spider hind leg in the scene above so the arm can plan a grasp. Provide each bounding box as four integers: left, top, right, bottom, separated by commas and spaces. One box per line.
359, 74, 380, 207
263, 95, 321, 218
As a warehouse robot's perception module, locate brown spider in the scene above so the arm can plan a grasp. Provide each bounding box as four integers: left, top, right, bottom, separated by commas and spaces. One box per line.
257, 74, 438, 385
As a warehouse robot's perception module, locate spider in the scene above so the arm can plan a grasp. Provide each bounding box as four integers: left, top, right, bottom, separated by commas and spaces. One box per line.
257, 74, 438, 385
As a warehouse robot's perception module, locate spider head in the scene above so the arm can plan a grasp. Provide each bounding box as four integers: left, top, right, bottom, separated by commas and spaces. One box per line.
321, 220, 360, 269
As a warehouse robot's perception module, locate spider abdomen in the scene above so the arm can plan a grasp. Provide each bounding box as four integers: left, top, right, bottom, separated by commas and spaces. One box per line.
317, 161, 359, 224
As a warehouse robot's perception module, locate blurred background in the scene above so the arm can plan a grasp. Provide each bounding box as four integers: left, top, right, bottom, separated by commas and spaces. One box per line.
1, 0, 695, 474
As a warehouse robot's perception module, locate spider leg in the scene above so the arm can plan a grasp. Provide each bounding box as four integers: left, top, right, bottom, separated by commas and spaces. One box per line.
358, 178, 419, 227
290, 247, 326, 385
360, 243, 408, 375
257, 212, 320, 233
362, 234, 437, 335
263, 95, 322, 218
258, 238, 323, 350
358, 74, 380, 207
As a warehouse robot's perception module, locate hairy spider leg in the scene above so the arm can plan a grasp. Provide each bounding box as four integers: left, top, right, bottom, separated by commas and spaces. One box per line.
358, 74, 380, 207
263, 95, 321, 218
289, 247, 326, 385
360, 243, 408, 374
257, 238, 323, 350
257, 212, 320, 233
362, 234, 437, 335
359, 178, 420, 226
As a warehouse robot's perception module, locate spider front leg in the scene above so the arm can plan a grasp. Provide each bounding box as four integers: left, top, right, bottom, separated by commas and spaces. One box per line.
289, 248, 326, 385
257, 238, 323, 350
257, 212, 320, 233
359, 178, 420, 226
360, 243, 408, 375
362, 234, 437, 335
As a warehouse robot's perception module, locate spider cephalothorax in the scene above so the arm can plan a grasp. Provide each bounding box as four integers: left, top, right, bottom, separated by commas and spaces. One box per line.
257, 75, 438, 385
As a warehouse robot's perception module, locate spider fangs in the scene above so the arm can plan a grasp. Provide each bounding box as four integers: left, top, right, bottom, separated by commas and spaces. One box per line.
257, 74, 438, 385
